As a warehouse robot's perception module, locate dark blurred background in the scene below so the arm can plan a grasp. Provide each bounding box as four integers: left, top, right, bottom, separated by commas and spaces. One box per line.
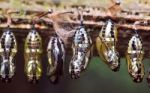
0, 43, 150, 93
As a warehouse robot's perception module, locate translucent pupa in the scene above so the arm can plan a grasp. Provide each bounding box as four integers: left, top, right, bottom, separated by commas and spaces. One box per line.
47, 36, 65, 83
69, 26, 92, 79
126, 34, 144, 83
0, 10, 18, 83
24, 26, 42, 83
0, 28, 17, 83
24, 10, 53, 83
96, 19, 120, 71
69, 9, 93, 79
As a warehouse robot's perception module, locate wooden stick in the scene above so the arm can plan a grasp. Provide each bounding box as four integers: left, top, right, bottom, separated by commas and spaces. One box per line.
0, 19, 149, 31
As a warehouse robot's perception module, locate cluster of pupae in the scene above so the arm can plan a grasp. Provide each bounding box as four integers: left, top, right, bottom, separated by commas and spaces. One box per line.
0, 9, 149, 88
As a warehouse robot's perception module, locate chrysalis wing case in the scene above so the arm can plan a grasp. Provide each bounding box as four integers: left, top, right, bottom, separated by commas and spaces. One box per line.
126, 34, 144, 83
96, 19, 120, 71
69, 26, 93, 79
0, 28, 17, 83
47, 36, 65, 84
24, 27, 42, 83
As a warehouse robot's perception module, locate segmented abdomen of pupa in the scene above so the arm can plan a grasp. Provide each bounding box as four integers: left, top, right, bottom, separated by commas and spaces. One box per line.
73, 26, 92, 64
25, 30, 42, 51
47, 36, 65, 83
127, 35, 143, 53
47, 37, 65, 62
0, 30, 17, 58
74, 26, 92, 49
100, 19, 117, 45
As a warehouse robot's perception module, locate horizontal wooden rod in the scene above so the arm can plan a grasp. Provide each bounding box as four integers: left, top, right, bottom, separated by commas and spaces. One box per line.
0, 20, 149, 31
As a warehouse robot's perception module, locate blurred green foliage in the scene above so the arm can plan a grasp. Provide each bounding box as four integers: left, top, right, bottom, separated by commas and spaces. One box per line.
66, 57, 150, 93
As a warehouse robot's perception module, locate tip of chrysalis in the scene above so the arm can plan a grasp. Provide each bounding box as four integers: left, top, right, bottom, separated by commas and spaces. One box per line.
27, 76, 39, 84
0, 76, 12, 83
